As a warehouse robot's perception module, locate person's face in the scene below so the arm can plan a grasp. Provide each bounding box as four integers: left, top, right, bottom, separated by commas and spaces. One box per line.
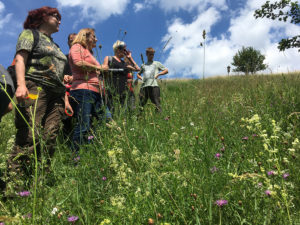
46, 13, 61, 33
68, 34, 76, 48
116, 45, 126, 58
146, 52, 155, 61
87, 32, 97, 49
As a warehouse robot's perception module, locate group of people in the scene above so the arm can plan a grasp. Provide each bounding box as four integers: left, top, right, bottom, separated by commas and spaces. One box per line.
0, 6, 168, 193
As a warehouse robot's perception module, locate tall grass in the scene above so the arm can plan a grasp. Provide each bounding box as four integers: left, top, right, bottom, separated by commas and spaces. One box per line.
0, 73, 299, 224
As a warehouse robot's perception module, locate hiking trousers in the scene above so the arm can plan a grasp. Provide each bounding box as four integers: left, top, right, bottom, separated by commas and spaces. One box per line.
8, 80, 64, 178
139, 86, 161, 112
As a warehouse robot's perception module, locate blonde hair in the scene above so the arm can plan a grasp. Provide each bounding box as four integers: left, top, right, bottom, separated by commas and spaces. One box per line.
72, 28, 95, 49
113, 40, 126, 53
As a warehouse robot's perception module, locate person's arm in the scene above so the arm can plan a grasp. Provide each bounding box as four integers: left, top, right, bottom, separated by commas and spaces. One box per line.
125, 51, 140, 71
15, 50, 29, 102
154, 68, 168, 79
137, 73, 142, 80
71, 44, 108, 72
73, 60, 108, 72
64, 92, 73, 116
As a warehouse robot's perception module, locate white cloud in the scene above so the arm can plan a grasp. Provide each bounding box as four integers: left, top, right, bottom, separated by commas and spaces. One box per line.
56, 0, 130, 25
162, 0, 300, 78
134, 0, 227, 12
133, 3, 145, 12
0, 1, 13, 30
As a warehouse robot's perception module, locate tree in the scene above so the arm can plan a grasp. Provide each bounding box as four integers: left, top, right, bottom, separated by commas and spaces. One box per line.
254, 0, 300, 51
231, 47, 267, 75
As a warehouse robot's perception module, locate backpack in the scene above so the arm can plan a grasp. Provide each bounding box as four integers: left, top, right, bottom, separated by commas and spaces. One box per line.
7, 29, 40, 89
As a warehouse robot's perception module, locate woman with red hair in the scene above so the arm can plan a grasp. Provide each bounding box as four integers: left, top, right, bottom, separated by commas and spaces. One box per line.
6, 6, 72, 192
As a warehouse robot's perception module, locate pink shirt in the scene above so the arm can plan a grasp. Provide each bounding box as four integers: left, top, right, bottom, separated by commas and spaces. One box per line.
69, 43, 101, 93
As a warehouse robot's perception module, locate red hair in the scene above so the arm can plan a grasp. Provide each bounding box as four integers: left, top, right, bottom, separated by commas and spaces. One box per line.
23, 6, 61, 29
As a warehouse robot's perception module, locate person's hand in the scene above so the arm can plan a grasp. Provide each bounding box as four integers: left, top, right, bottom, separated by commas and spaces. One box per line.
65, 101, 74, 117
124, 49, 132, 58
15, 85, 29, 102
64, 75, 73, 84
155, 74, 160, 79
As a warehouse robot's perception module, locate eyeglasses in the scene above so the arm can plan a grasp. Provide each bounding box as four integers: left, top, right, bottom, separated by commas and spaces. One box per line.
117, 44, 126, 50
49, 14, 61, 21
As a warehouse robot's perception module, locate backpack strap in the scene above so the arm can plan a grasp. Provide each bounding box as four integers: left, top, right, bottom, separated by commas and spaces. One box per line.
31, 29, 39, 51
108, 56, 113, 66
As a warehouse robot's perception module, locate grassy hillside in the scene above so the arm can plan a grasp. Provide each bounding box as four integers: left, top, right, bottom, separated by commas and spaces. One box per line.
0, 73, 299, 224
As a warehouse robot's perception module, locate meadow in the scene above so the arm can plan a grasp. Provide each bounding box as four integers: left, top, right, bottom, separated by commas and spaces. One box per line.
0, 73, 299, 224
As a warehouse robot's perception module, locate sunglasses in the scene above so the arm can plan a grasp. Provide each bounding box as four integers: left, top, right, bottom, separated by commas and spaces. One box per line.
49, 14, 61, 21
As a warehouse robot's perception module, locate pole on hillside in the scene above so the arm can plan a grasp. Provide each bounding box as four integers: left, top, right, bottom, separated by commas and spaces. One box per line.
227, 65, 231, 76
202, 30, 206, 80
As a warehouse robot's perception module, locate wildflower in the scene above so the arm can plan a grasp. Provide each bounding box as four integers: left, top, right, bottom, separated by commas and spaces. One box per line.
267, 171, 275, 176
88, 135, 94, 140
100, 219, 111, 225
51, 207, 58, 215
215, 153, 221, 159
257, 182, 263, 188
102, 176, 107, 181
252, 134, 258, 137
22, 213, 32, 219
190, 122, 194, 126
164, 116, 170, 121
130, 128, 135, 131
242, 136, 249, 140
220, 146, 225, 152
68, 216, 79, 223
283, 173, 289, 179
0, 222, 4, 225
265, 190, 271, 196
73, 156, 80, 162
210, 166, 218, 173
18, 191, 31, 197
148, 218, 155, 225
215, 199, 228, 206
180, 126, 185, 130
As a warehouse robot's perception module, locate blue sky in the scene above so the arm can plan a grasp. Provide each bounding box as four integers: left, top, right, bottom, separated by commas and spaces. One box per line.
0, 0, 299, 78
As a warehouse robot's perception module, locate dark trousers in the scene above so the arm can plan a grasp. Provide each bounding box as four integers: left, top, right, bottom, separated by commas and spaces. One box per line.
139, 86, 161, 112
7, 80, 64, 188
0, 85, 13, 122
71, 89, 108, 151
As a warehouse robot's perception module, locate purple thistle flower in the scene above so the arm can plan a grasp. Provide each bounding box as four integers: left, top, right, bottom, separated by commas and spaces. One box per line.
215, 199, 228, 206
242, 136, 249, 140
210, 166, 218, 173
267, 171, 275, 176
88, 135, 94, 140
283, 173, 289, 179
18, 191, 31, 197
102, 176, 107, 181
22, 213, 32, 219
164, 116, 170, 121
265, 190, 271, 196
0, 223, 4, 225
68, 216, 79, 222
215, 153, 221, 159
252, 134, 258, 137
73, 156, 80, 162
